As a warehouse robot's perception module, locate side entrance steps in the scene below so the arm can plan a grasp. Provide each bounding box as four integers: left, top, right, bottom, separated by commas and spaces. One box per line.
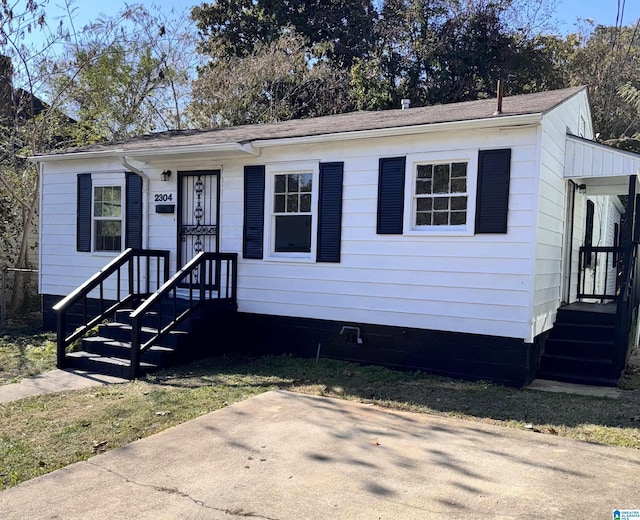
64, 300, 237, 379
537, 303, 621, 387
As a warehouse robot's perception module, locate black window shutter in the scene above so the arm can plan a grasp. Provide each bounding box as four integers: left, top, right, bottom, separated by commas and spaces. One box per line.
475, 149, 511, 234
613, 222, 620, 268
76, 173, 92, 252
317, 162, 344, 263
585, 199, 594, 266
125, 172, 143, 249
243, 165, 265, 259
377, 157, 406, 234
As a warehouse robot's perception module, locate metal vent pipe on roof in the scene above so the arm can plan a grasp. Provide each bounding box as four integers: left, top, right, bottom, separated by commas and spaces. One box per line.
401, 99, 410, 110
493, 79, 503, 116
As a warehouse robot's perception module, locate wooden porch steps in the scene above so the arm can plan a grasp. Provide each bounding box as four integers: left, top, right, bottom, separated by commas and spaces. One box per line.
536, 303, 621, 387
64, 312, 184, 379
64, 300, 237, 379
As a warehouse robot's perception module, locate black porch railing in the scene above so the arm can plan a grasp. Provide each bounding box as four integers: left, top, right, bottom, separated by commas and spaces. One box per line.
577, 246, 621, 301
614, 243, 640, 373
129, 252, 238, 378
53, 248, 170, 369
577, 241, 640, 375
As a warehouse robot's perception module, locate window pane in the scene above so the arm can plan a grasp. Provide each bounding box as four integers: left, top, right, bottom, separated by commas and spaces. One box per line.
451, 211, 466, 225
104, 201, 122, 217
433, 164, 450, 193
417, 164, 432, 179
299, 173, 312, 192
433, 212, 448, 225
416, 198, 432, 211
94, 186, 121, 217
95, 220, 122, 252
275, 175, 286, 193
451, 162, 467, 178
416, 212, 432, 226
433, 197, 449, 210
287, 174, 299, 192
94, 187, 104, 216
274, 194, 285, 213
451, 196, 467, 211
416, 179, 431, 195
300, 193, 311, 212
275, 215, 311, 252
451, 178, 466, 193
287, 194, 298, 212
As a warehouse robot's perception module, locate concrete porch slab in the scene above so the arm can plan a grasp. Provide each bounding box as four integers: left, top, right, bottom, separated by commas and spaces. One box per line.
527, 378, 622, 399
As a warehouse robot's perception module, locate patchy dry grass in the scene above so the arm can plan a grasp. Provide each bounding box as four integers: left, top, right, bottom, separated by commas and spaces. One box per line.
0, 367, 283, 489
0, 326, 56, 385
619, 357, 640, 391
3, 354, 640, 490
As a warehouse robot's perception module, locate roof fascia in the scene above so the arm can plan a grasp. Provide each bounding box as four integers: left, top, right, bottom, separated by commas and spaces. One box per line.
30, 142, 259, 163
567, 133, 640, 162
30, 113, 542, 163
251, 113, 542, 148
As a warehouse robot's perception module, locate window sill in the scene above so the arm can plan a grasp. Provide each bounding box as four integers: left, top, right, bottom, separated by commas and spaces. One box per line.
404, 227, 473, 237
264, 253, 315, 263
90, 251, 122, 257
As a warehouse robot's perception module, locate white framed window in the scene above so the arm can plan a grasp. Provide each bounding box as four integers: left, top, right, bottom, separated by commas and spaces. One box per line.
265, 161, 319, 259
405, 150, 477, 235
93, 184, 123, 252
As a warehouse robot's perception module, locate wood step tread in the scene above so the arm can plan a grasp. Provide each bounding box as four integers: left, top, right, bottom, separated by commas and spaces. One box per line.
546, 337, 615, 346
552, 322, 615, 329
67, 351, 157, 369
541, 353, 614, 365
102, 340, 175, 353
101, 322, 188, 335
535, 370, 619, 387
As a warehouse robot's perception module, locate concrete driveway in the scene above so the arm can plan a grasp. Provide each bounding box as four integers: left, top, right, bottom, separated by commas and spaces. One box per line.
1, 390, 639, 519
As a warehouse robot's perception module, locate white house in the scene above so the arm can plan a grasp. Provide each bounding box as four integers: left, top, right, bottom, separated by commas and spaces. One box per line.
32, 86, 640, 385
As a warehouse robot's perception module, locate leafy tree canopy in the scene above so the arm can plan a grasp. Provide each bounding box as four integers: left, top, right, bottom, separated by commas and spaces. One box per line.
192, 0, 378, 67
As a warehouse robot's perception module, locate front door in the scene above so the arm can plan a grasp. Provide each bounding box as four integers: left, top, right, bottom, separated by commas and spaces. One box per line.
177, 170, 220, 272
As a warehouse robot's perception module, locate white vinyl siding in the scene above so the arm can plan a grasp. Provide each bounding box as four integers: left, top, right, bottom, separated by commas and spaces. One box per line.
40, 124, 539, 341
228, 128, 537, 341
532, 90, 592, 338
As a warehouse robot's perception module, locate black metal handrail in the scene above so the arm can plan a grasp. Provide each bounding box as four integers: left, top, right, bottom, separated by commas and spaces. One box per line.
53, 248, 170, 368
129, 252, 238, 378
614, 243, 640, 373
577, 246, 622, 301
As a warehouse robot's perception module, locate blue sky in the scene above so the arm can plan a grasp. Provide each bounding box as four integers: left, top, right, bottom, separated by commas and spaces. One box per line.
45, 0, 640, 36
553, 0, 639, 32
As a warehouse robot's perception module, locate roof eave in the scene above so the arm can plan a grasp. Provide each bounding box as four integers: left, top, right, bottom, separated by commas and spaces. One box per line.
30, 112, 543, 163
30, 142, 260, 163
251, 113, 543, 148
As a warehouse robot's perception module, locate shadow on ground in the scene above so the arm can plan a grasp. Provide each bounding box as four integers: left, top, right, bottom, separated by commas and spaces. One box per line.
146, 354, 640, 432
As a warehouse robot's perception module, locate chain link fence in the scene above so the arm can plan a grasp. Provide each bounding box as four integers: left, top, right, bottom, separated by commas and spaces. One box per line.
0, 268, 40, 325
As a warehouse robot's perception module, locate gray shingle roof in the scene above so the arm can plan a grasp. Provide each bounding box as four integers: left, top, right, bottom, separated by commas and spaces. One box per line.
41, 86, 586, 156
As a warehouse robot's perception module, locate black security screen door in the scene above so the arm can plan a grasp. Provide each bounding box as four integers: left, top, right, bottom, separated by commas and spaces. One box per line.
177, 171, 220, 284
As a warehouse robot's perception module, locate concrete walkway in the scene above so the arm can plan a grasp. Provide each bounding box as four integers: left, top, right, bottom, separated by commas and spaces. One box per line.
0, 369, 127, 402
1, 390, 638, 519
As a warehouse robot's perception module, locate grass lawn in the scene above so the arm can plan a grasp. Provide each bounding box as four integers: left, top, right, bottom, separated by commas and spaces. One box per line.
0, 326, 56, 385
1, 327, 640, 491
